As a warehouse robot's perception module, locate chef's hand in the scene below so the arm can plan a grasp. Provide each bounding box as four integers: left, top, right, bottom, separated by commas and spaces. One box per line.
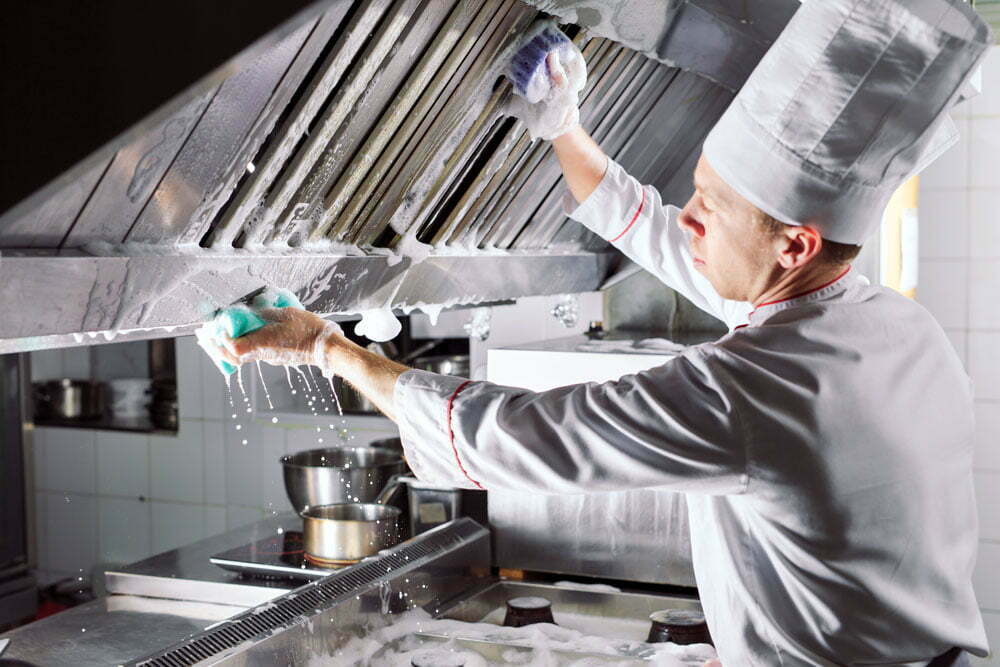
219, 307, 346, 372
505, 44, 587, 141
219, 307, 409, 420
703, 659, 722, 667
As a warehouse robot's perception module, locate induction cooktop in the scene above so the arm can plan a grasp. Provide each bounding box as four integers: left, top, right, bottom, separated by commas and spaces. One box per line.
210, 530, 344, 580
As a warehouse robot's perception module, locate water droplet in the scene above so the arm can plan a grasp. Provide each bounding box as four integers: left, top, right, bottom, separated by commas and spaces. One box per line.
271, 417, 278, 423
235, 424, 242, 430
241, 439, 248, 446
256, 360, 274, 410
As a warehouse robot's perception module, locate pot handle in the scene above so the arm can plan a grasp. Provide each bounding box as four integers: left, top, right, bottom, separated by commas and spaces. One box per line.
375, 474, 407, 506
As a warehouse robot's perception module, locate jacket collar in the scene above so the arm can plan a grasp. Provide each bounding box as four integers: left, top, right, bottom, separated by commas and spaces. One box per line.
742, 265, 856, 328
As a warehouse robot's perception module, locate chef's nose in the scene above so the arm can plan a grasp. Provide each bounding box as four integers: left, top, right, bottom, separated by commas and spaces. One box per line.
677, 200, 705, 238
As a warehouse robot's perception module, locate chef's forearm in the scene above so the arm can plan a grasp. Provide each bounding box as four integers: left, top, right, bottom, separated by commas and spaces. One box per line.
551, 125, 609, 204
322, 338, 408, 421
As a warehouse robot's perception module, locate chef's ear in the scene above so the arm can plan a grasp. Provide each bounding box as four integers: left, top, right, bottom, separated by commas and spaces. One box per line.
776, 225, 823, 269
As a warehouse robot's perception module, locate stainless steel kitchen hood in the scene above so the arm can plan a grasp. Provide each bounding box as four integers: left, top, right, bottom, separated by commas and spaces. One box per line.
0, 0, 796, 353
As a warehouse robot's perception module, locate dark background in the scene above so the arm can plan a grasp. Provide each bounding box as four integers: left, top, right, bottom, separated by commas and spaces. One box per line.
0, 0, 320, 215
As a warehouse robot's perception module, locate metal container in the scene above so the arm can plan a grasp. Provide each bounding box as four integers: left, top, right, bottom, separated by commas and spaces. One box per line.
301, 475, 406, 565
332, 376, 378, 414
301, 503, 403, 566
412, 354, 470, 378
404, 478, 465, 536
280, 446, 406, 514
32, 379, 105, 420
369, 437, 404, 455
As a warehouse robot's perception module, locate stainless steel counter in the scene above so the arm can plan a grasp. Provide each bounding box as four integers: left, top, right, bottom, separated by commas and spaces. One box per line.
0, 595, 244, 666
105, 513, 303, 607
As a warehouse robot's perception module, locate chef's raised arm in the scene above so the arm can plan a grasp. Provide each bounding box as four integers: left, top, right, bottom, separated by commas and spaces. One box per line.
393, 347, 748, 496
552, 127, 751, 330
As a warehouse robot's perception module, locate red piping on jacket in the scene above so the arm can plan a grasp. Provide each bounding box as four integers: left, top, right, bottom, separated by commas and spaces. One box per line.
736, 265, 852, 330
609, 189, 646, 242
445, 380, 484, 490
753, 265, 852, 310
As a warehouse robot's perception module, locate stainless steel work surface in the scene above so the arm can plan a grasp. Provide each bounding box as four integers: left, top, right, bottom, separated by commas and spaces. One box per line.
105, 513, 303, 607
440, 580, 701, 640
0, 595, 244, 667
367, 580, 709, 665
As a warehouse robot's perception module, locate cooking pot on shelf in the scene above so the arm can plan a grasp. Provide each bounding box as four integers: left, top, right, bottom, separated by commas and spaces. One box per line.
412, 354, 469, 377
280, 445, 407, 514
301, 474, 406, 566
33, 379, 105, 420
332, 376, 378, 413
332, 342, 461, 413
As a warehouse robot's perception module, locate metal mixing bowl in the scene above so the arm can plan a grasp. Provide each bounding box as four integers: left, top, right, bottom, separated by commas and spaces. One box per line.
280, 446, 406, 514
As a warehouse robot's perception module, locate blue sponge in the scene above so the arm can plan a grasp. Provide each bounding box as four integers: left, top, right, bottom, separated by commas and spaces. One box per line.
197, 288, 304, 376
507, 21, 573, 104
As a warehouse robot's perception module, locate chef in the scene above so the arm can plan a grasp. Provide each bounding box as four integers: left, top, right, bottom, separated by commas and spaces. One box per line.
219, 0, 994, 664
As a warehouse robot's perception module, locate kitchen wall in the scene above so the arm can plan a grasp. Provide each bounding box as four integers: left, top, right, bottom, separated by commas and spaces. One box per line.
27, 292, 602, 588
916, 45, 1000, 664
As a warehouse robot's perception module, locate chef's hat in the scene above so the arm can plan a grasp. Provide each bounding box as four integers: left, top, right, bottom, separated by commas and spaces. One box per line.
703, 0, 993, 245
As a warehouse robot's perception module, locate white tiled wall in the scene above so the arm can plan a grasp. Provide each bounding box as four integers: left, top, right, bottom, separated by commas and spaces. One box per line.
917, 46, 1000, 664
29, 336, 398, 585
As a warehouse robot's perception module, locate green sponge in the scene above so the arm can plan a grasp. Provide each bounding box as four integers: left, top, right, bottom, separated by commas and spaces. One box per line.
197, 288, 304, 375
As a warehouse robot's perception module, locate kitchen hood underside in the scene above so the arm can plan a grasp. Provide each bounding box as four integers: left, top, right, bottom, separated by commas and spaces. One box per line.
0, 0, 785, 353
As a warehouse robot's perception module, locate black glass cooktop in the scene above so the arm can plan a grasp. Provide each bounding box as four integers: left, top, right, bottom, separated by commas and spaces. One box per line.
210, 530, 344, 580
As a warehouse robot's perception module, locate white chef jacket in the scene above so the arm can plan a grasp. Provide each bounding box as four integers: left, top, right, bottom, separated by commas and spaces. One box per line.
394, 159, 988, 665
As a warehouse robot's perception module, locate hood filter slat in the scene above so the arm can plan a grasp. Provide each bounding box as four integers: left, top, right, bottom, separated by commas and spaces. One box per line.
210, 0, 389, 248
34, 0, 734, 258
263, 0, 433, 247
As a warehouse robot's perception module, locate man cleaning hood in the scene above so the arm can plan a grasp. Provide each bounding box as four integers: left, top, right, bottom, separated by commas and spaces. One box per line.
211, 0, 994, 663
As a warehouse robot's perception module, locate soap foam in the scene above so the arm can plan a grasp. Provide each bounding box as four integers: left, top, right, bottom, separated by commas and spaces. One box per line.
355, 309, 402, 342
321, 608, 716, 666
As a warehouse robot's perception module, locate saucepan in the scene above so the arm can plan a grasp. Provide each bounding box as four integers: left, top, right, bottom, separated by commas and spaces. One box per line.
301, 474, 407, 566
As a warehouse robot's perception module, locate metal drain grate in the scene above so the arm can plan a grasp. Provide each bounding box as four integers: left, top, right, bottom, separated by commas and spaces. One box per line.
129, 519, 485, 667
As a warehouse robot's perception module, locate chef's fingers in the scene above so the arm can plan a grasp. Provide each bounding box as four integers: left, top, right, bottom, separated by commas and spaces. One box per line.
217, 339, 244, 365
546, 51, 568, 89
561, 46, 587, 93
702, 659, 722, 667
225, 328, 273, 359
256, 306, 296, 323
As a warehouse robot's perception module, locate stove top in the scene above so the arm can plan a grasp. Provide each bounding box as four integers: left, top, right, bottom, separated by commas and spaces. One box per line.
210, 530, 344, 580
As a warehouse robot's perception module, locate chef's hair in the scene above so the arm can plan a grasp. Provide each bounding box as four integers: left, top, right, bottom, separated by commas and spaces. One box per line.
758, 213, 862, 267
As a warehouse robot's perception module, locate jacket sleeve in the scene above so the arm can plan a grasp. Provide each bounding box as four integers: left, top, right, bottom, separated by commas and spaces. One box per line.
393, 346, 749, 496
565, 158, 751, 330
